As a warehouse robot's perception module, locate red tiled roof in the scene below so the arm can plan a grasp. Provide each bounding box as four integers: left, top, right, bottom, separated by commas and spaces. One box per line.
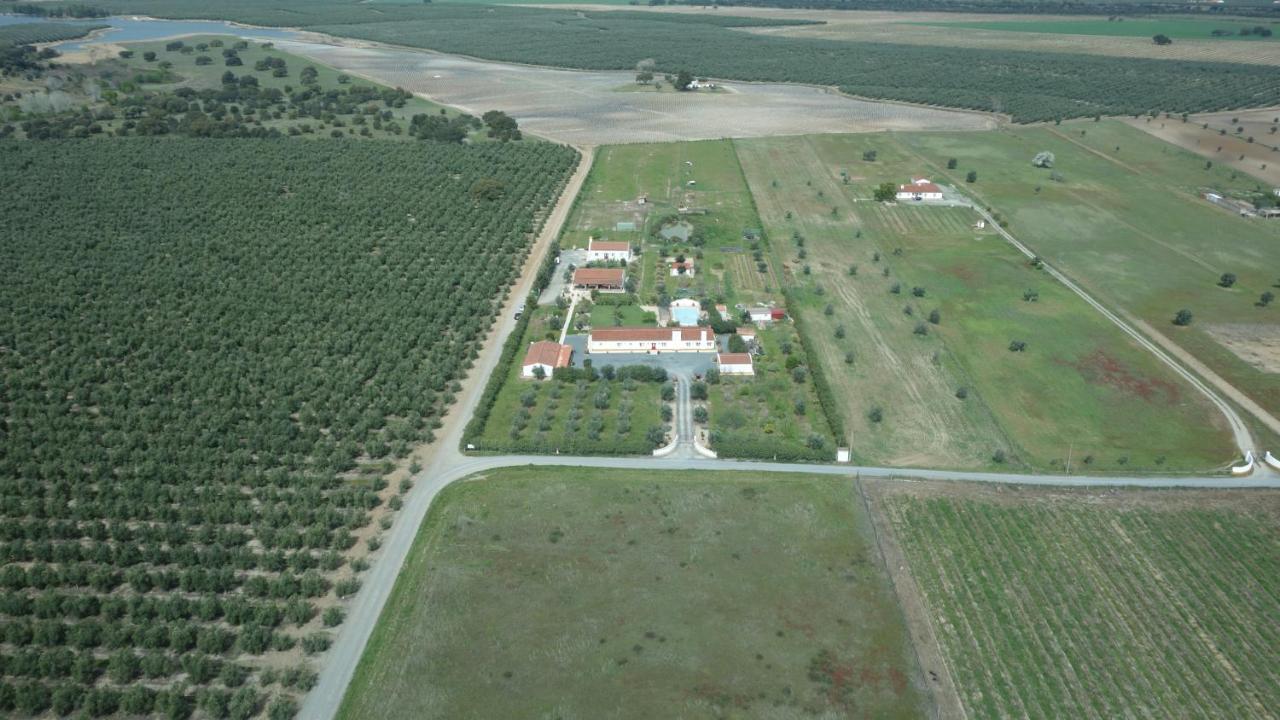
573, 268, 625, 286
591, 326, 715, 343
718, 353, 752, 365
523, 341, 572, 368
898, 183, 941, 194
589, 240, 630, 252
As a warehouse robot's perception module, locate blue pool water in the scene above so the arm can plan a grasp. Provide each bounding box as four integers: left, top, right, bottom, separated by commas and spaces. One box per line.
672, 307, 699, 327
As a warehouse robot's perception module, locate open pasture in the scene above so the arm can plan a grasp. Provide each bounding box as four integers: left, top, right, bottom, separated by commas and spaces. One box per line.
896, 122, 1280, 423
735, 133, 1236, 471
872, 480, 1280, 720
338, 467, 929, 719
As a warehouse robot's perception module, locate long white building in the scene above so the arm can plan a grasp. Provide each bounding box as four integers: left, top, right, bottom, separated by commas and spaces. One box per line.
588, 326, 717, 354
586, 239, 632, 263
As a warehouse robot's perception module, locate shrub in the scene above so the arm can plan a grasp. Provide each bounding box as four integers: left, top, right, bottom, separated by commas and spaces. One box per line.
1173, 309, 1194, 326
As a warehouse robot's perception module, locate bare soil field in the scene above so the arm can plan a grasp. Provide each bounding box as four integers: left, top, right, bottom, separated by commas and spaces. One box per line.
277, 39, 997, 145
1126, 108, 1280, 187
538, 5, 1280, 66
1204, 323, 1280, 373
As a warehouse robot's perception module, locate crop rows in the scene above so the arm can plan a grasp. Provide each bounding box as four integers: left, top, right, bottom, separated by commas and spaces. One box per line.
303, 5, 1280, 123
880, 490, 1279, 719
0, 137, 577, 717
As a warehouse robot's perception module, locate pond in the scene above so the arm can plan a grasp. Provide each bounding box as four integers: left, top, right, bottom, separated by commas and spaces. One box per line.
0, 14, 302, 52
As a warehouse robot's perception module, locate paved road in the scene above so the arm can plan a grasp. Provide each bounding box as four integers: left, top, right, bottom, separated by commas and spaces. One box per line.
301, 163, 1279, 720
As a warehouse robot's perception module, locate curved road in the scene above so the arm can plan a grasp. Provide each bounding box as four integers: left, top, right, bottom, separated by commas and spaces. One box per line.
301, 155, 1280, 720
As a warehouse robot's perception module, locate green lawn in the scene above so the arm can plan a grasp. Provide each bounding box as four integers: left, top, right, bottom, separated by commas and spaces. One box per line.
587, 300, 654, 329
339, 467, 929, 719
921, 17, 1280, 41
897, 122, 1280, 424
875, 481, 1280, 719
735, 133, 1236, 472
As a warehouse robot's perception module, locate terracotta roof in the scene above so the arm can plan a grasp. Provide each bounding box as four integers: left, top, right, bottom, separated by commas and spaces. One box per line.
591, 326, 715, 343
718, 353, 753, 365
898, 183, 941, 194
589, 240, 630, 252
522, 341, 572, 368
573, 268, 625, 286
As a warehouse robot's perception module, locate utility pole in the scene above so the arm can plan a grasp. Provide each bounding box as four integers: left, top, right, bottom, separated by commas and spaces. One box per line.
1065, 441, 1074, 474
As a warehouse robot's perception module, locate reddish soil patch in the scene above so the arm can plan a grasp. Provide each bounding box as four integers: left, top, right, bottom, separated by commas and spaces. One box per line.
942, 263, 978, 286
1060, 349, 1181, 404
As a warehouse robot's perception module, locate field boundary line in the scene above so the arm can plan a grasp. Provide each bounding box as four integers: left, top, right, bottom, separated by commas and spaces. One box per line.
856, 478, 967, 720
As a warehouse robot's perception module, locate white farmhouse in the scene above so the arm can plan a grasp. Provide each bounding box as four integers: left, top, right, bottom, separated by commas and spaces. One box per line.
588, 326, 717, 354
521, 341, 573, 379
717, 352, 754, 376
586, 238, 632, 263
896, 177, 943, 201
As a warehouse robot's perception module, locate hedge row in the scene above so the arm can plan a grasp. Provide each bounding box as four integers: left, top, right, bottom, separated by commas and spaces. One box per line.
711, 434, 831, 463
785, 289, 846, 444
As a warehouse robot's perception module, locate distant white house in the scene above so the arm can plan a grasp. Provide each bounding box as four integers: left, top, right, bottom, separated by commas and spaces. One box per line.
747, 306, 784, 325
688, 79, 717, 90
521, 341, 572, 378
587, 238, 632, 263
896, 177, 943, 201
717, 352, 754, 376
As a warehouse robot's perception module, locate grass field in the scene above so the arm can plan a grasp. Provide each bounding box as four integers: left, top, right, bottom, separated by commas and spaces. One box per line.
895, 122, 1280, 423
338, 467, 929, 719
734, 133, 1236, 472
922, 17, 1280, 41
872, 480, 1280, 719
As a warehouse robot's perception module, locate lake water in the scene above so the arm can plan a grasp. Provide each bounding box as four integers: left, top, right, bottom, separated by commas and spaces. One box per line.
0, 14, 302, 51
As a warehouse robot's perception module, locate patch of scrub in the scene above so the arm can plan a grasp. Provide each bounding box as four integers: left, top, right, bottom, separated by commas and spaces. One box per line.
1205, 323, 1280, 374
